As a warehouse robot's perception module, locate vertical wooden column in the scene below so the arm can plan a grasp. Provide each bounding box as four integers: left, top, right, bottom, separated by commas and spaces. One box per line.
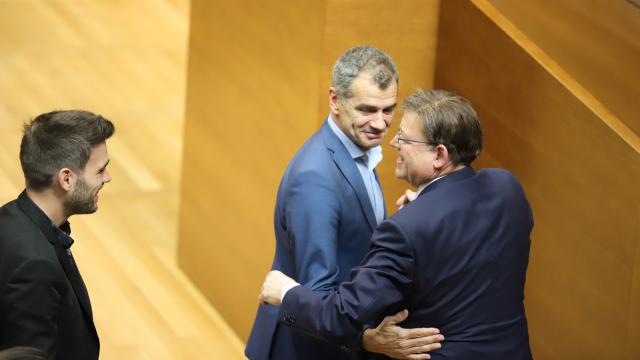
179, 0, 440, 340
178, 0, 327, 340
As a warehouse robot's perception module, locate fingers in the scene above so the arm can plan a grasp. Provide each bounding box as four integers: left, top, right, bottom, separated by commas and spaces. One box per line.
396, 189, 418, 210
396, 194, 408, 209
405, 189, 417, 201
270, 270, 295, 287
395, 334, 445, 351
258, 287, 268, 305
402, 327, 441, 339
381, 309, 409, 327
403, 340, 442, 357
405, 353, 431, 360
390, 337, 443, 360
405, 354, 431, 360
260, 271, 281, 305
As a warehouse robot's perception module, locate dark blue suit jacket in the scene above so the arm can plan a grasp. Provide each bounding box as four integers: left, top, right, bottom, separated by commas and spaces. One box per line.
278, 167, 533, 359
246, 119, 382, 359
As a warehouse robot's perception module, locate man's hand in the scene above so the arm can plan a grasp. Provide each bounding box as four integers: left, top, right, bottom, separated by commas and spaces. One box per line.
362, 309, 444, 360
396, 190, 417, 210
258, 270, 296, 306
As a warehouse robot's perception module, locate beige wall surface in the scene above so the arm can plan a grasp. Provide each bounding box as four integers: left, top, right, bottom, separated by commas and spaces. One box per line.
178, 0, 440, 340
435, 0, 640, 358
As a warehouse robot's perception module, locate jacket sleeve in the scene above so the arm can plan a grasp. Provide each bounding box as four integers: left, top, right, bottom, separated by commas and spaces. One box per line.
1, 257, 66, 357
278, 218, 416, 348
282, 168, 343, 291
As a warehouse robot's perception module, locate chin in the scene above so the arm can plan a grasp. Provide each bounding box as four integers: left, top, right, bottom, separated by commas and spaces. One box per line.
358, 136, 381, 147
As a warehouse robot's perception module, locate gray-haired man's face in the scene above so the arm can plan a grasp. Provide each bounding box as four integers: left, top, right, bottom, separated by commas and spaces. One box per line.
330, 71, 397, 151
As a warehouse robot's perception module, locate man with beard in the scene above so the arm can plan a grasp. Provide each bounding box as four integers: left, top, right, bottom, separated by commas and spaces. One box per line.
0, 110, 114, 360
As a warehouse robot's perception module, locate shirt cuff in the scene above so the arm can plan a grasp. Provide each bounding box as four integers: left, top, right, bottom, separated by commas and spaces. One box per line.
281, 282, 300, 302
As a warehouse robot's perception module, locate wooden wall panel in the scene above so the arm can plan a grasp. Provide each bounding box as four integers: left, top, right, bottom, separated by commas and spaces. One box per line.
178, 0, 440, 341
435, 0, 640, 358
178, 0, 327, 340
630, 214, 640, 357
487, 0, 640, 139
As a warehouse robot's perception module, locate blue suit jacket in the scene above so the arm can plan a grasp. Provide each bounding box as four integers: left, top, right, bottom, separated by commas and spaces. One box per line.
246, 119, 383, 360
278, 167, 533, 359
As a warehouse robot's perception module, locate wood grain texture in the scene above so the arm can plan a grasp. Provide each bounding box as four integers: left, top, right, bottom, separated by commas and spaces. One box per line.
178, 0, 329, 341
435, 0, 640, 358
488, 0, 640, 138
0, 0, 244, 358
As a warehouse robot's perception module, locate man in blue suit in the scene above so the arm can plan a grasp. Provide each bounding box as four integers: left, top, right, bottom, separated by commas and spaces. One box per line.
260, 89, 534, 359
246, 47, 444, 359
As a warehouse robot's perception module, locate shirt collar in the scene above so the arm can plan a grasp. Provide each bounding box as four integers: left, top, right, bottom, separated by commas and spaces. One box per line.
52, 220, 74, 250
327, 115, 383, 170
417, 175, 446, 196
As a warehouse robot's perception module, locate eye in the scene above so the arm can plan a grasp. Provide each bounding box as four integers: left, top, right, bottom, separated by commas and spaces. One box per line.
383, 106, 395, 115
356, 105, 377, 115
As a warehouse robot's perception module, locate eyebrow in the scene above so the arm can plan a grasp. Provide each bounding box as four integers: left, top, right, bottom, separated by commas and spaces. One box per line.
98, 160, 110, 172
355, 103, 397, 112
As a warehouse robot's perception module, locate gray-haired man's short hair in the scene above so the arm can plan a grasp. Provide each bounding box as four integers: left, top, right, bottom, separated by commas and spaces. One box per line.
332, 45, 399, 99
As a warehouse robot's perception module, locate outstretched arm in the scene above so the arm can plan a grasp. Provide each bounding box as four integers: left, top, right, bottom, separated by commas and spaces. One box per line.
259, 271, 443, 360
260, 219, 444, 358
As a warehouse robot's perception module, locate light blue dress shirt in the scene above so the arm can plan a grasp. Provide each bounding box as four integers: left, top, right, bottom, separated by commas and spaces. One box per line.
328, 116, 385, 225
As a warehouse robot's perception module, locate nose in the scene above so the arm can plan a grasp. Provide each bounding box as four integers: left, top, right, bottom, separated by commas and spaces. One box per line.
103, 169, 112, 183
370, 112, 388, 130
390, 133, 399, 149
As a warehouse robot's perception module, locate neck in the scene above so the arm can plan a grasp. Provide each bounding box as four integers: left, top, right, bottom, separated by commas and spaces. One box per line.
425, 163, 466, 185
26, 187, 69, 226
440, 163, 466, 177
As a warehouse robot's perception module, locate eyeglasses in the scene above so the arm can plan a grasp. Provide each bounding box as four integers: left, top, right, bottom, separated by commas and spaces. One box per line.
396, 130, 429, 146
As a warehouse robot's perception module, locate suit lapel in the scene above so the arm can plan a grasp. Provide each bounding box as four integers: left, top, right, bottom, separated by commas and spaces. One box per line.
17, 191, 95, 320
320, 121, 378, 231
52, 237, 94, 319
